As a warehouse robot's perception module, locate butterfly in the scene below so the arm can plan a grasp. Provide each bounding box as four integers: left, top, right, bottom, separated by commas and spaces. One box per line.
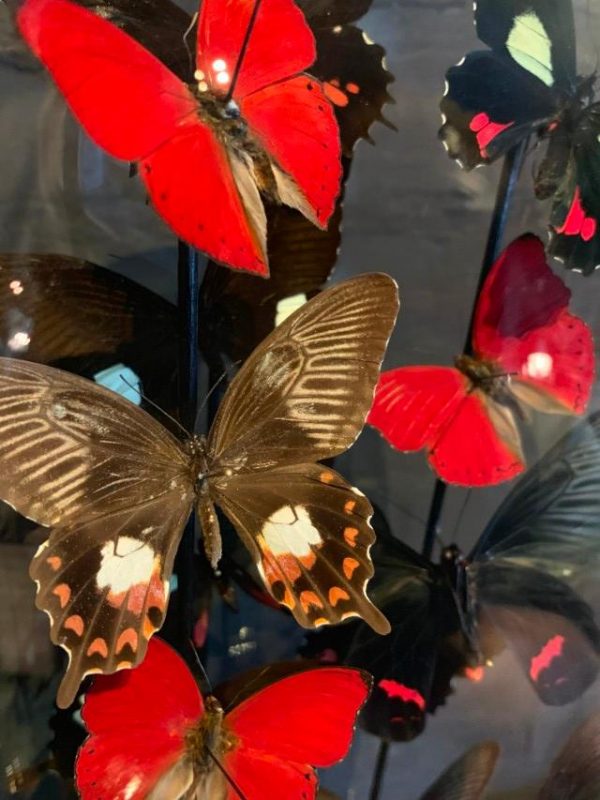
0, 273, 398, 708
439, 0, 600, 274
368, 234, 594, 486
17, 0, 343, 275
418, 742, 500, 800
75, 637, 371, 800
303, 412, 600, 741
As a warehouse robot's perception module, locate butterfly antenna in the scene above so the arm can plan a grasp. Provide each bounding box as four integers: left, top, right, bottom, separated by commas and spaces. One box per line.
182, 12, 198, 79
224, 0, 264, 102
206, 747, 249, 800
118, 373, 189, 438
188, 638, 214, 695
196, 362, 241, 421
222, 664, 274, 714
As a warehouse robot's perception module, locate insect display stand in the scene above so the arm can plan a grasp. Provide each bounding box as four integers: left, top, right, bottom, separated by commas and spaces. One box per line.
368, 138, 529, 800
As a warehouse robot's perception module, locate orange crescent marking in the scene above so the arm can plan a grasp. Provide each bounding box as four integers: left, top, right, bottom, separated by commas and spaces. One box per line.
143, 616, 157, 639
64, 615, 84, 637
300, 590, 323, 612
281, 588, 296, 610
117, 661, 133, 671
343, 558, 360, 579
116, 628, 139, 654
319, 470, 336, 483
329, 587, 351, 606
313, 617, 329, 626
87, 638, 109, 658
344, 500, 356, 514
344, 527, 359, 546
46, 556, 62, 571
52, 583, 71, 608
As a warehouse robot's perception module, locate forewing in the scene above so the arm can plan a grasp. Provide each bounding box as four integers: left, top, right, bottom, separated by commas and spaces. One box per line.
368, 366, 468, 452
225, 667, 370, 766
474, 562, 600, 705
17, 0, 197, 161
207, 273, 399, 468
440, 51, 558, 169
196, 0, 315, 99
419, 742, 500, 800
211, 463, 389, 633
472, 234, 594, 413
540, 712, 600, 800
474, 0, 577, 90
549, 104, 600, 275
0, 358, 189, 525
470, 411, 600, 570
32, 490, 193, 707
77, 638, 202, 799
242, 75, 342, 229
140, 124, 268, 274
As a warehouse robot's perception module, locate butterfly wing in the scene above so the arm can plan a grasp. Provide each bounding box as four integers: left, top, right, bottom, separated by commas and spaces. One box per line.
539, 712, 600, 800
196, 0, 315, 100
440, 0, 575, 169
0, 358, 194, 705
472, 234, 594, 414
76, 638, 202, 800
209, 463, 389, 633
548, 104, 600, 275
368, 366, 524, 486
440, 50, 559, 168
474, 564, 600, 705
419, 742, 500, 800
207, 273, 399, 468
18, 0, 269, 272
223, 667, 370, 799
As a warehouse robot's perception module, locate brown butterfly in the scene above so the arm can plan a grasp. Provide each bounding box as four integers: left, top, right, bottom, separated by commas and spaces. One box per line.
0, 273, 398, 707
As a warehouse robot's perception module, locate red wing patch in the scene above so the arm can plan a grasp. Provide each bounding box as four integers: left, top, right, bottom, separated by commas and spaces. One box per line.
555, 187, 598, 242
378, 679, 426, 711
530, 635, 565, 682
469, 112, 514, 158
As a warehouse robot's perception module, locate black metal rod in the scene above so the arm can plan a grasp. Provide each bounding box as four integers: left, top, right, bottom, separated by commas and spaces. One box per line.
174, 241, 200, 651
224, 0, 263, 103
419, 139, 528, 562
369, 740, 390, 800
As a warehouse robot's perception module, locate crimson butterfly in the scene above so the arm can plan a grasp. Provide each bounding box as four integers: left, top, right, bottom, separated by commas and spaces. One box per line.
368, 234, 594, 486
17, 0, 342, 275
75, 637, 371, 799
0, 273, 397, 708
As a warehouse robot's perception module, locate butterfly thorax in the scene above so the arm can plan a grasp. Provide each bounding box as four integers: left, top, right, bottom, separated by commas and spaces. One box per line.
191, 74, 279, 202
454, 354, 510, 401
185, 696, 238, 775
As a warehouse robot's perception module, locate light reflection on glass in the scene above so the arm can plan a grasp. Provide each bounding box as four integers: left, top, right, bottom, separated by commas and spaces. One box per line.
7, 331, 30, 352
524, 351, 553, 379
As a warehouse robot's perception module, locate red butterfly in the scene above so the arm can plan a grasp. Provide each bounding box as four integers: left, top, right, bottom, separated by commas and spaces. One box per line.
76, 637, 370, 799
368, 234, 595, 486
17, 0, 342, 275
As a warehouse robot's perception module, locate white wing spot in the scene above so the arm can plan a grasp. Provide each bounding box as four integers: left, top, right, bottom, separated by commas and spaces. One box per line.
97, 537, 156, 594
275, 293, 307, 327
52, 403, 67, 419
261, 505, 321, 557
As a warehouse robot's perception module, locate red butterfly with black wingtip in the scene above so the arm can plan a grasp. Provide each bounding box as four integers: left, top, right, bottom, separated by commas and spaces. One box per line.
439, 0, 600, 275
17, 0, 342, 275
76, 637, 371, 800
368, 234, 594, 486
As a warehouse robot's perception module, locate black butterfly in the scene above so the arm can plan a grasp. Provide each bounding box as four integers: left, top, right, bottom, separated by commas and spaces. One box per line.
0, 274, 397, 708
439, 0, 600, 275
304, 413, 600, 741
